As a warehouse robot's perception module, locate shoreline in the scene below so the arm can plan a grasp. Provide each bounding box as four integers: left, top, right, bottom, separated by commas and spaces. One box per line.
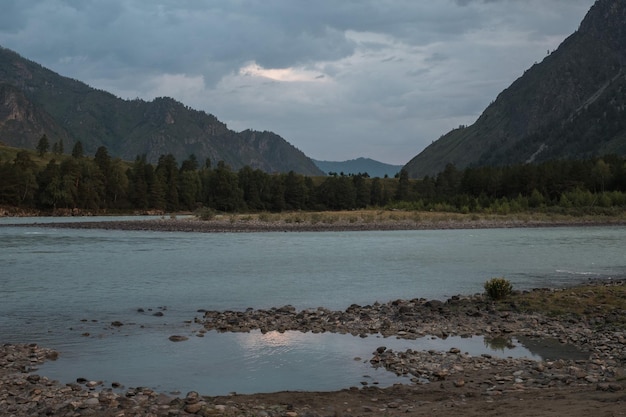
2, 281, 625, 416
6, 212, 626, 233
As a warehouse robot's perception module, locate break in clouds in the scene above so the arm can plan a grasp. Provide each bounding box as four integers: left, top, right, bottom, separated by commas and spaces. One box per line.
0, 0, 594, 164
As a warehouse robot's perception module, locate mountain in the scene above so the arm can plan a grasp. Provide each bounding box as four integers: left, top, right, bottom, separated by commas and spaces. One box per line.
404, 0, 626, 178
0, 46, 323, 176
313, 157, 403, 178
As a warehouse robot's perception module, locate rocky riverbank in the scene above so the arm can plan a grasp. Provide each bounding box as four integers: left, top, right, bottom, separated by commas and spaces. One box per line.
196, 285, 626, 392
9, 212, 626, 233
2, 281, 625, 417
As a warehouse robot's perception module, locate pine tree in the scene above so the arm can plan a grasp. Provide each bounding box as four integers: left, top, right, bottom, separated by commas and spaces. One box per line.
36, 134, 49, 157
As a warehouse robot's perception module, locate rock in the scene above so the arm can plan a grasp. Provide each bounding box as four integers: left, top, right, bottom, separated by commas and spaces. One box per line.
85, 381, 101, 388
2, 280, 626, 417
597, 383, 623, 392
83, 397, 100, 407
184, 391, 201, 403
185, 401, 206, 413
156, 393, 173, 405
168, 335, 189, 342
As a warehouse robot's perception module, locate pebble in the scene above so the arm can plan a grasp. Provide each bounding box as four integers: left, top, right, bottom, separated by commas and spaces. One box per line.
1, 281, 624, 417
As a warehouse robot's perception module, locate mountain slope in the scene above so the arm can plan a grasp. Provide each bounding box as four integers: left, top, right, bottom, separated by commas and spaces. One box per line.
404, 0, 626, 178
0, 46, 323, 175
313, 157, 402, 178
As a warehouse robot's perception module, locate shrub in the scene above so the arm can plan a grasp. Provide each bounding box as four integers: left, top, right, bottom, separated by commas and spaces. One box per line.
484, 277, 513, 300
196, 208, 216, 220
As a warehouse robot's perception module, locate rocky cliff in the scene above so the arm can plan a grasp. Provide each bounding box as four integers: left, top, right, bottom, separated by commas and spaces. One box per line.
404, 0, 626, 178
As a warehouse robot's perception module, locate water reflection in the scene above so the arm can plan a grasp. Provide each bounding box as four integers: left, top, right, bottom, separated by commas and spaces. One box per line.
515, 335, 588, 361
37, 329, 572, 396
484, 336, 517, 352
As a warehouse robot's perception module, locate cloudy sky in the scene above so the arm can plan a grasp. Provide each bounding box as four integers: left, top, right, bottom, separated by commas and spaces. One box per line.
0, 0, 595, 165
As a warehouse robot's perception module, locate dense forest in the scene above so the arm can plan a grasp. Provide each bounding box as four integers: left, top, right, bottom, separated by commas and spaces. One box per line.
1, 140, 626, 215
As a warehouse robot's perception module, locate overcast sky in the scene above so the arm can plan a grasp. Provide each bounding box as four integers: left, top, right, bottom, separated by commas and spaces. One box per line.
0, 0, 596, 165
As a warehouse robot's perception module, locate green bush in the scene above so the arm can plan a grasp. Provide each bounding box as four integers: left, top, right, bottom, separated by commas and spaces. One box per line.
484, 277, 513, 300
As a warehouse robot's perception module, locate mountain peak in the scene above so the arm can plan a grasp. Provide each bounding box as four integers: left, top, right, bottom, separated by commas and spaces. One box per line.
0, 46, 323, 175
404, 0, 626, 178
579, 0, 626, 44
313, 158, 403, 178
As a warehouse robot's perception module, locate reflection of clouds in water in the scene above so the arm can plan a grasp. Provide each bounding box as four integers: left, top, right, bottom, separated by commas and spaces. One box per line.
256, 331, 301, 347
236, 331, 305, 353
37, 329, 561, 396
233, 331, 542, 361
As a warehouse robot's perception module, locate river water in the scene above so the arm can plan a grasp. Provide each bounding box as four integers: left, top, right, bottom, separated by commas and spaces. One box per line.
1, 218, 624, 395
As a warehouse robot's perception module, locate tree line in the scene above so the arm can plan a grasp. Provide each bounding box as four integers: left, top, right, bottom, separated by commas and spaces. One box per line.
403, 156, 626, 214
1, 140, 625, 214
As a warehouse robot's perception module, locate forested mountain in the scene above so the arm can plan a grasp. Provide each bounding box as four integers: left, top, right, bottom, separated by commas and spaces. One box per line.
404, 0, 626, 178
0, 46, 323, 176
313, 157, 403, 178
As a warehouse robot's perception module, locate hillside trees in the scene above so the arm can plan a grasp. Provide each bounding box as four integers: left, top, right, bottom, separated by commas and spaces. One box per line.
316, 175, 356, 210
206, 161, 244, 211
127, 156, 151, 209
284, 171, 308, 210
0, 151, 38, 206
36, 134, 49, 157
238, 165, 267, 211
178, 155, 203, 210
36, 160, 65, 209
1, 144, 626, 214
156, 154, 179, 211
51, 139, 64, 155
395, 169, 410, 201
179, 169, 202, 211
94, 146, 129, 208
71, 141, 84, 159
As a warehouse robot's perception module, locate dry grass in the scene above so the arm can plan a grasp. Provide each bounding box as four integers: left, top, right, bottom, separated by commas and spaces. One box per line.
208, 209, 626, 227
502, 282, 626, 321
213, 210, 478, 224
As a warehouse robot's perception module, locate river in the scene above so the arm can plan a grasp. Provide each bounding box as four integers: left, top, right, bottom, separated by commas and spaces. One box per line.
1, 218, 624, 395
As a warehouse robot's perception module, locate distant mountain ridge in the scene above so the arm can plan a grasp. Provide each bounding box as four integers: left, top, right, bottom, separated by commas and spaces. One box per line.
313, 157, 402, 178
404, 0, 626, 178
0, 46, 323, 175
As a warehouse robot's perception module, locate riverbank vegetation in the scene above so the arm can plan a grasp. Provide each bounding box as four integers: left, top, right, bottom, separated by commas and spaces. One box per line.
500, 282, 626, 322
1, 143, 625, 217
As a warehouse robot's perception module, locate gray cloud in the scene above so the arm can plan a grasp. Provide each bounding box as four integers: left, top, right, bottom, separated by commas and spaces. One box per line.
0, 0, 596, 164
